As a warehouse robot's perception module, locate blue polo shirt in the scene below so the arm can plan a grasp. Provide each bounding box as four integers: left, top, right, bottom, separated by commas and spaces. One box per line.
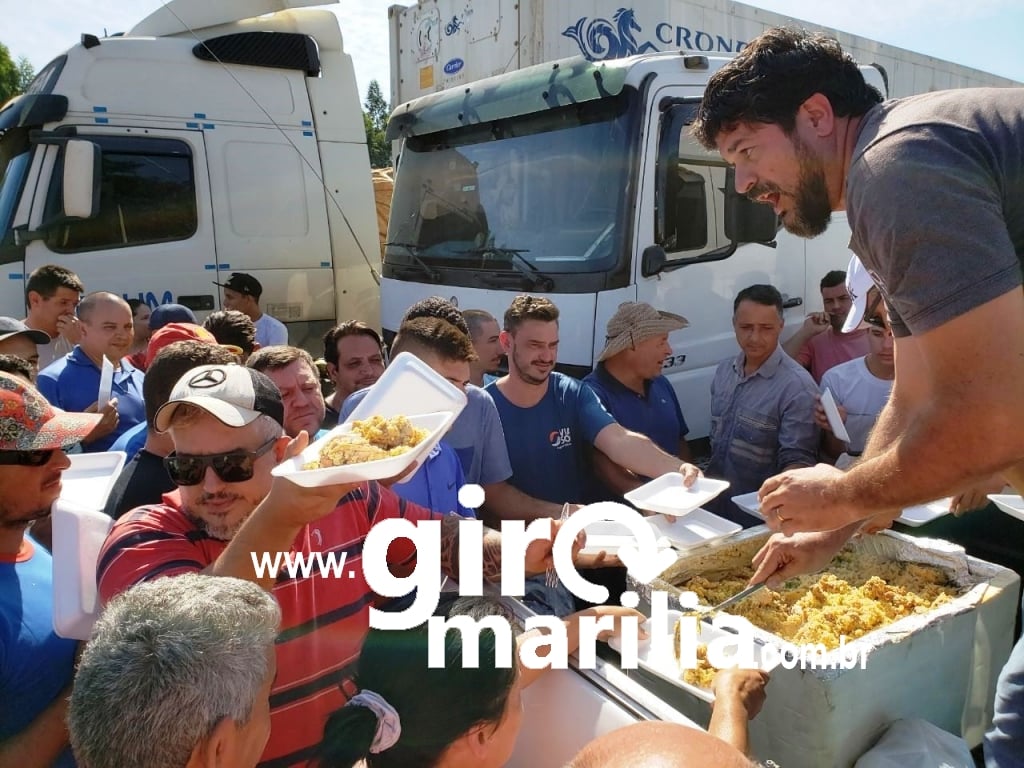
486, 373, 615, 504
583, 364, 688, 454
37, 347, 146, 453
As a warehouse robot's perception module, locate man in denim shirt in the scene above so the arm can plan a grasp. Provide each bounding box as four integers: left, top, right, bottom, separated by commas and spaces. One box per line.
708, 285, 819, 526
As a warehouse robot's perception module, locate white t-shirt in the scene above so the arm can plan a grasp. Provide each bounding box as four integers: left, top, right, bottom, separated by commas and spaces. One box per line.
254, 312, 288, 347
35, 333, 74, 370
820, 356, 893, 454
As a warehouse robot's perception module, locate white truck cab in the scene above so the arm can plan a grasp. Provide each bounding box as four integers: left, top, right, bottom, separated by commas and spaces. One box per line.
0, 0, 380, 347
381, 52, 887, 439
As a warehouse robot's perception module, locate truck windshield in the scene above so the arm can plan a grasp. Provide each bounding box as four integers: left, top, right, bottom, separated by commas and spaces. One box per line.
387, 92, 637, 274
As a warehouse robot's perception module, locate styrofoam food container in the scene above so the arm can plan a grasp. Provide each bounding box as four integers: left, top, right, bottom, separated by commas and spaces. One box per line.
577, 518, 671, 555
625, 474, 730, 516
348, 351, 467, 422
60, 450, 126, 510
608, 609, 779, 703
897, 498, 954, 526
732, 490, 953, 527
52, 498, 115, 639
730, 491, 764, 519
988, 493, 1024, 522
273, 411, 455, 487
820, 387, 851, 443
647, 509, 742, 550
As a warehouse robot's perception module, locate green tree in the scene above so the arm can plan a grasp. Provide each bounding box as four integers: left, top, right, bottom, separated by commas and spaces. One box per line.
0, 43, 19, 105
363, 80, 390, 168
16, 57, 35, 92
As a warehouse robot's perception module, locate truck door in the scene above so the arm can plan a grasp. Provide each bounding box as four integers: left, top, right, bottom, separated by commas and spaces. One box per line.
633, 88, 805, 440
22, 129, 216, 314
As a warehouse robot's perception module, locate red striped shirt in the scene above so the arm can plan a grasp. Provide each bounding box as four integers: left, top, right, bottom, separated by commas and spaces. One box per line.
97, 481, 437, 767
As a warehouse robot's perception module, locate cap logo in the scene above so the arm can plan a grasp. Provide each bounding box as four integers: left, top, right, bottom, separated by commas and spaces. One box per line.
189, 369, 227, 388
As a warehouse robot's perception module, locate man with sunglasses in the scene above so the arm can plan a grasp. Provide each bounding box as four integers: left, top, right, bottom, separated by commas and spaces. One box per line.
96, 363, 564, 765
0, 371, 103, 766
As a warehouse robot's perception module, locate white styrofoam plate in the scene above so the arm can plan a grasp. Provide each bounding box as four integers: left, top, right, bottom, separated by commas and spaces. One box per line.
52, 498, 115, 639
730, 492, 765, 519
896, 498, 953, 527
272, 411, 455, 487
647, 508, 743, 550
59, 450, 127, 510
577, 519, 670, 556
988, 494, 1024, 522
732, 490, 952, 528
608, 610, 780, 703
348, 351, 467, 422
625, 474, 730, 517
820, 387, 851, 443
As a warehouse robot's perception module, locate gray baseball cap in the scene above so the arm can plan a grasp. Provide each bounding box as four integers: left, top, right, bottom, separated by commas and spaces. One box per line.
0, 317, 50, 345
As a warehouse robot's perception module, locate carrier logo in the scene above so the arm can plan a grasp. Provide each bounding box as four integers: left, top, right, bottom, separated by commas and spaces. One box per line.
563, 7, 747, 62
549, 427, 572, 449
444, 58, 465, 75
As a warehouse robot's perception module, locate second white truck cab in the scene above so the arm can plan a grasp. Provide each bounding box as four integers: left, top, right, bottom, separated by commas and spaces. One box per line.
0, 0, 380, 346
381, 51, 884, 439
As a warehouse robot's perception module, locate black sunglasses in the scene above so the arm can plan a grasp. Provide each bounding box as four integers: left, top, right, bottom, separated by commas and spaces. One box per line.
164, 437, 277, 486
0, 449, 55, 466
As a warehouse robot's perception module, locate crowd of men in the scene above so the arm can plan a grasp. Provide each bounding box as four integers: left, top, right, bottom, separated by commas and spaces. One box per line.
2, 24, 1021, 768
2, 255, 990, 766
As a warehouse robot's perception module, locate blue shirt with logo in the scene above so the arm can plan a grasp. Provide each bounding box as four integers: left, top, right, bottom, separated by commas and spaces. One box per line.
485, 372, 615, 504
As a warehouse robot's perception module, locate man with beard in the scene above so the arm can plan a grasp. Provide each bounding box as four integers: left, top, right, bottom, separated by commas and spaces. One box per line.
707, 285, 819, 526
37, 292, 144, 452
486, 295, 701, 615
781, 270, 869, 384
693, 28, 1023, 765
97, 363, 563, 765
0, 372, 103, 766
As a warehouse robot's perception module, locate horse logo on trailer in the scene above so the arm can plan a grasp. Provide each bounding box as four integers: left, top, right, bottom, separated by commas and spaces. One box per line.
562, 8, 659, 61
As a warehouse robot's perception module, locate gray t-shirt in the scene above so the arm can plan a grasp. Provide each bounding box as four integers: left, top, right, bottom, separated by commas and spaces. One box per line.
340, 383, 513, 485
847, 88, 1024, 337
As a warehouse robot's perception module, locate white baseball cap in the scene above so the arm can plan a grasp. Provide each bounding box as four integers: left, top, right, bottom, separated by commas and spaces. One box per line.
155, 364, 284, 433
841, 255, 878, 333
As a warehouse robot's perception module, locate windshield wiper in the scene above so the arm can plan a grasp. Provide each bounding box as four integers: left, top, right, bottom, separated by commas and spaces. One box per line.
385, 242, 441, 282
462, 246, 555, 292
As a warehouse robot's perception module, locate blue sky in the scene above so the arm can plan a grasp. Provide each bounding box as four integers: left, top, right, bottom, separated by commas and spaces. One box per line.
5, 0, 1022, 103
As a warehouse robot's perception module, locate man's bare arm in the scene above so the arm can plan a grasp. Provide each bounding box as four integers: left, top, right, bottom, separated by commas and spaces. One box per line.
762, 289, 1024, 530
480, 480, 564, 525
838, 290, 1024, 505
591, 448, 644, 496
594, 425, 699, 483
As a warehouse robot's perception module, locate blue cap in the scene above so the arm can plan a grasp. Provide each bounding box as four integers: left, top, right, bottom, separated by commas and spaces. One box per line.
149, 303, 197, 331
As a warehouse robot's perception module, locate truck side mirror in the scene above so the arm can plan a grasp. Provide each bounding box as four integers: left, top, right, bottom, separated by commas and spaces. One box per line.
641, 245, 667, 277
723, 167, 778, 244
62, 139, 102, 220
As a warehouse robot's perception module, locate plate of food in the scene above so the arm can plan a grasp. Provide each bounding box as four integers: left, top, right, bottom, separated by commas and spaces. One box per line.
272, 412, 455, 487
624, 474, 730, 517
988, 494, 1024, 522
608, 610, 779, 703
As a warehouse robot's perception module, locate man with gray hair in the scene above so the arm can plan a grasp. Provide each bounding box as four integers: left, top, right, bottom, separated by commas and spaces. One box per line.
69, 573, 280, 768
